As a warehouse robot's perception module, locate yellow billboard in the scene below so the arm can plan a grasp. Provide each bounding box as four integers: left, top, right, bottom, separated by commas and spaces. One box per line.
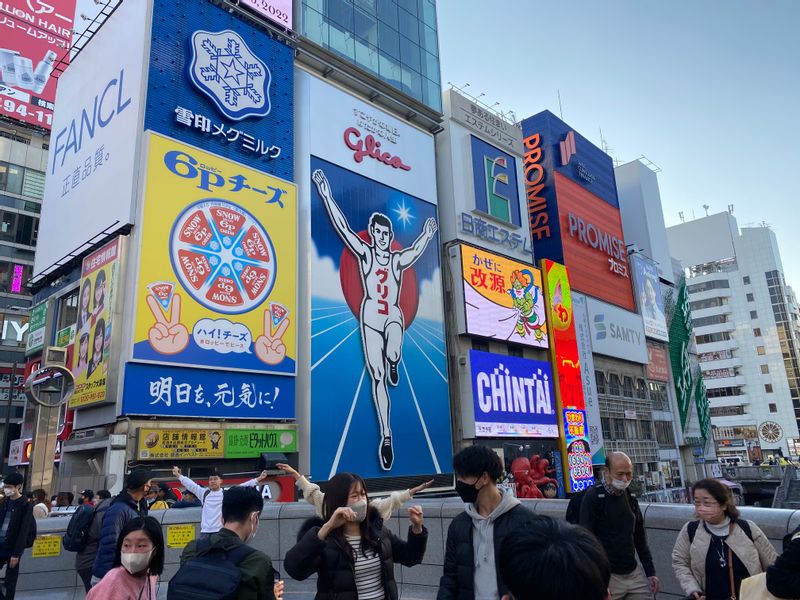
460, 244, 548, 348
132, 133, 296, 374
137, 428, 225, 460
70, 237, 121, 409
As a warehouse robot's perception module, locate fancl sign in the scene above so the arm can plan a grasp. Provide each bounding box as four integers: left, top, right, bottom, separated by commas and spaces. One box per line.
586, 297, 647, 363
469, 350, 557, 438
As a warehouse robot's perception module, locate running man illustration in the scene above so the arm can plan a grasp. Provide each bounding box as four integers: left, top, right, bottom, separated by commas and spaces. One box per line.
312, 169, 438, 470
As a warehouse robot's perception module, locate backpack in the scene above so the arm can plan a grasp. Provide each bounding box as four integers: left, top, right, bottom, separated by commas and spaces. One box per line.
62, 504, 95, 552
687, 518, 753, 544
167, 538, 257, 600
566, 484, 640, 525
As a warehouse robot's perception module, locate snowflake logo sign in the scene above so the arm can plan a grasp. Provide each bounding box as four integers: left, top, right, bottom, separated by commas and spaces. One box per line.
188, 29, 272, 121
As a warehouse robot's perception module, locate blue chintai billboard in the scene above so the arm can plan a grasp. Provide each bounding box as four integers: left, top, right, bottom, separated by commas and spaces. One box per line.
469, 350, 557, 438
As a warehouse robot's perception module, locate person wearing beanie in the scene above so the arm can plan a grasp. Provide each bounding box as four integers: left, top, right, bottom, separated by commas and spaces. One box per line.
0, 472, 35, 600
91, 469, 152, 586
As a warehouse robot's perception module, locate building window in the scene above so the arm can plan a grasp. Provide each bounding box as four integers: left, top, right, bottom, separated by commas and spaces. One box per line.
507, 344, 523, 358
751, 310, 758, 319
693, 314, 728, 328
639, 420, 653, 440
687, 279, 730, 293
0, 162, 24, 195
754, 328, 762, 337
601, 417, 611, 439
761, 364, 770, 374
655, 421, 676, 446
624, 419, 638, 439
747, 293, 755, 302
765, 384, 774, 393
696, 332, 732, 344
622, 376, 634, 398
757, 346, 766, 355
58, 288, 80, 331
472, 339, 489, 352
608, 374, 621, 396
613, 419, 625, 440
743, 276, 751, 285
595, 371, 606, 394
635, 378, 647, 399
769, 403, 778, 413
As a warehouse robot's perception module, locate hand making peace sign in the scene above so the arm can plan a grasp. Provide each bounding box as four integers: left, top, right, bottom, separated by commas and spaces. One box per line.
146, 294, 190, 355
255, 312, 290, 365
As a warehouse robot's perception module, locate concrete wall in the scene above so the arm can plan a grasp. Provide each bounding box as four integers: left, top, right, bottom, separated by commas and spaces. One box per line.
11, 499, 800, 599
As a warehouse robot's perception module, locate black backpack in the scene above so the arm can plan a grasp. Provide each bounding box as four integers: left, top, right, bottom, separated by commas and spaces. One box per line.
566, 485, 640, 525
167, 538, 257, 600
62, 504, 95, 552
687, 518, 753, 544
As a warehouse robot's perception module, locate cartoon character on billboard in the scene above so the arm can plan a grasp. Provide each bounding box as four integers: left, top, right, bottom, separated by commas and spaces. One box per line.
312, 169, 438, 470
507, 269, 544, 341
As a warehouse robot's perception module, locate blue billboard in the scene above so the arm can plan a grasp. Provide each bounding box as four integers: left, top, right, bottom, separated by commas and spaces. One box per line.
145, 0, 294, 180
309, 156, 451, 480
470, 135, 521, 227
469, 350, 557, 438
122, 363, 295, 420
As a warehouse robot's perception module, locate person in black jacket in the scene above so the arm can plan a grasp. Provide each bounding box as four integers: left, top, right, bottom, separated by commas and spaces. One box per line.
437, 445, 538, 600
91, 469, 152, 586
284, 472, 427, 600
0, 472, 35, 600
76, 490, 112, 592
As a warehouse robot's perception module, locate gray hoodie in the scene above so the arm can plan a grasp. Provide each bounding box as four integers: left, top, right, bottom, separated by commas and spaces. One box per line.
465, 490, 520, 600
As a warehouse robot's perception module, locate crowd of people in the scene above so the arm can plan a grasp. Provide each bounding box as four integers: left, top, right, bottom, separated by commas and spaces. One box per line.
0, 449, 799, 599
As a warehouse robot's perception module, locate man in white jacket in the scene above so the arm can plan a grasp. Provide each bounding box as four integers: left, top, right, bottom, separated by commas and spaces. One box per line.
172, 466, 270, 536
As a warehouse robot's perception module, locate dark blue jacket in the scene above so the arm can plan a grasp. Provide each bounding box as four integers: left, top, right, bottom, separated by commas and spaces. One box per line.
91, 492, 143, 578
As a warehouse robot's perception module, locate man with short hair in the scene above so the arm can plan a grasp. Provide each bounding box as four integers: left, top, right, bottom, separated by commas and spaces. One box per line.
91, 468, 152, 584
173, 466, 269, 536
579, 452, 658, 600
78, 489, 95, 506
0, 472, 35, 599
498, 515, 611, 600
438, 445, 538, 600
177, 486, 279, 600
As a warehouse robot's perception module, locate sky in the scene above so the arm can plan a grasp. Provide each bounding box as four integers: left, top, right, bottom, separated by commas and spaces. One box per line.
437, 1, 800, 286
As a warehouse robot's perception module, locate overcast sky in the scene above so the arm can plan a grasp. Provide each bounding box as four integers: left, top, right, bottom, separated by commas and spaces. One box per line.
437, 0, 800, 286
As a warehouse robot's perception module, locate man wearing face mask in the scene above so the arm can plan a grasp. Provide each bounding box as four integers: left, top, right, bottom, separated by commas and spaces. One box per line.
174, 486, 280, 600
579, 452, 657, 600
0, 473, 35, 600
438, 446, 538, 600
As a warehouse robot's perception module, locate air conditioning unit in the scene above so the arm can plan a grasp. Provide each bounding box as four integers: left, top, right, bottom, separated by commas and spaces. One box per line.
43, 346, 68, 367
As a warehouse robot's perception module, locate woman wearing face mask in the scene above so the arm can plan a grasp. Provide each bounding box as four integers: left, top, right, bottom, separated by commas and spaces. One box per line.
284, 472, 427, 600
672, 479, 777, 600
87, 516, 164, 600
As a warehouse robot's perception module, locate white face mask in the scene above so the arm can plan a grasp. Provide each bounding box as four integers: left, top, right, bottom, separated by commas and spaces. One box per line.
121, 550, 153, 575
350, 499, 368, 523
611, 478, 631, 491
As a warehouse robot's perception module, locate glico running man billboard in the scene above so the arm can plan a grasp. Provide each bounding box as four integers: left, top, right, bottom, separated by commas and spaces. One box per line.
522, 111, 634, 310
303, 72, 450, 480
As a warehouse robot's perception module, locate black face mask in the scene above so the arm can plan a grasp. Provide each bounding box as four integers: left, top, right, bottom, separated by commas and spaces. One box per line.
455, 479, 481, 504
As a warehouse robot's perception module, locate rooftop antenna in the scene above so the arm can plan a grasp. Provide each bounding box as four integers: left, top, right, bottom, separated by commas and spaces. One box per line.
679, 211, 685, 223
557, 89, 564, 120
702, 204, 710, 216
728, 204, 734, 214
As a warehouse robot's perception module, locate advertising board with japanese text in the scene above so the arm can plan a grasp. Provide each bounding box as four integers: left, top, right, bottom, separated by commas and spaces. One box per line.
25, 302, 47, 355
132, 133, 296, 378
145, 0, 294, 180
572, 292, 605, 464
469, 350, 557, 437
122, 362, 295, 420
647, 342, 670, 382
301, 71, 451, 480
34, 0, 147, 277
136, 426, 297, 460
460, 244, 547, 348
632, 254, 668, 341
541, 260, 594, 492
0, 0, 75, 129
69, 237, 121, 409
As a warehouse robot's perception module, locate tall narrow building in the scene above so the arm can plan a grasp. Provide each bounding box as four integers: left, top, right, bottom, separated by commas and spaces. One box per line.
667, 212, 800, 463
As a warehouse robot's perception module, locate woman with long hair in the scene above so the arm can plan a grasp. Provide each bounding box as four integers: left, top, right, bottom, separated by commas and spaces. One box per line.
285, 472, 427, 600
77, 279, 92, 330
87, 516, 164, 600
87, 318, 106, 378
672, 478, 777, 600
